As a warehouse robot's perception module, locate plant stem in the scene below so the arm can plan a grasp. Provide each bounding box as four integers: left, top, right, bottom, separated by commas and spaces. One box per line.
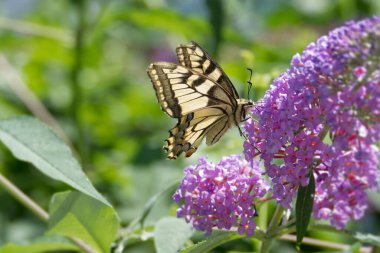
71, 0, 87, 163
259, 205, 284, 253
280, 234, 372, 253
0, 173, 96, 253
267, 205, 285, 236
0, 173, 48, 221
0, 16, 73, 44
0, 54, 76, 155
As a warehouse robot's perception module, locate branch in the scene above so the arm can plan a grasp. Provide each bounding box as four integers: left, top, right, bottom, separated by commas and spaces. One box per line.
0, 54, 75, 152
0, 16, 73, 45
280, 234, 372, 253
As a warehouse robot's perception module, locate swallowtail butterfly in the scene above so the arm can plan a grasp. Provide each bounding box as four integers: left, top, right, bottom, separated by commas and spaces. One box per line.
147, 41, 253, 159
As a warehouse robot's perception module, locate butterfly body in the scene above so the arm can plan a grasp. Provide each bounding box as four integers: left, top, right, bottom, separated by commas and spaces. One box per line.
147, 42, 252, 159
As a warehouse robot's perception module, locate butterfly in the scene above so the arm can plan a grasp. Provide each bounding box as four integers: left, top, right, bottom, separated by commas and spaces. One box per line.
147, 41, 253, 159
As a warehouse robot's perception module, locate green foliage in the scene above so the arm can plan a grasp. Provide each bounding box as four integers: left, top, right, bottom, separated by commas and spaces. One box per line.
48, 191, 119, 253
0, 116, 109, 206
296, 172, 315, 247
112, 8, 210, 40
179, 231, 243, 253
154, 217, 193, 253
351, 232, 380, 246
136, 182, 179, 228
0, 236, 77, 253
344, 243, 362, 253
0, 1, 378, 253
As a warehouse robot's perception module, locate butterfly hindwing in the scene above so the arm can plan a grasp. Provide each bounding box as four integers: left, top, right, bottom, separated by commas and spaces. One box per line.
164, 107, 230, 159
206, 116, 230, 145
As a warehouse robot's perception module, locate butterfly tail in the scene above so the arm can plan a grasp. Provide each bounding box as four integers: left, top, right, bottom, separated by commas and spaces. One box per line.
163, 113, 201, 159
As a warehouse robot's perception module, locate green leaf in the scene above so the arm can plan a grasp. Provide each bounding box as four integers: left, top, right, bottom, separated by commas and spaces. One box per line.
138, 182, 179, 227
179, 231, 243, 253
47, 191, 119, 253
295, 172, 315, 247
124, 181, 179, 234
154, 217, 193, 253
344, 242, 361, 253
0, 116, 109, 206
351, 231, 380, 246
0, 235, 77, 253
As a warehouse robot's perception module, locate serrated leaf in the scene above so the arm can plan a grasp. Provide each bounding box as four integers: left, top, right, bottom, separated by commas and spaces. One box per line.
154, 217, 193, 253
0, 235, 77, 253
47, 191, 119, 253
296, 172, 315, 246
0, 116, 109, 206
179, 231, 243, 253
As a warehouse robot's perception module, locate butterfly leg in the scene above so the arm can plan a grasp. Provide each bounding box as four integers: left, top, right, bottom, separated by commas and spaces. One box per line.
236, 124, 262, 155
237, 125, 247, 139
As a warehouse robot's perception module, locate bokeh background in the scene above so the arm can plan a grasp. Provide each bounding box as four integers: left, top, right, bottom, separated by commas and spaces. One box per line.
0, 0, 379, 252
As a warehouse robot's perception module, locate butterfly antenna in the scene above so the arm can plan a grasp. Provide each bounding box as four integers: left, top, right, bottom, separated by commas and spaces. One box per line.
246, 68, 253, 100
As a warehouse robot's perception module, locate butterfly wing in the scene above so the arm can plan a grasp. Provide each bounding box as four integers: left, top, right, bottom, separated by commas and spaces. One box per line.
147, 62, 236, 159
164, 106, 230, 159
147, 62, 234, 118
176, 41, 240, 100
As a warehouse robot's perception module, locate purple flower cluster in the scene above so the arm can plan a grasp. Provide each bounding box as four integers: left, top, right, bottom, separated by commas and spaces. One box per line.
314, 145, 380, 229
173, 155, 268, 236
244, 17, 380, 228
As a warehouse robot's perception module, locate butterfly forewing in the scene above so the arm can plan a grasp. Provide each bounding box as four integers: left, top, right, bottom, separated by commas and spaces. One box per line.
147, 62, 232, 118
176, 41, 240, 101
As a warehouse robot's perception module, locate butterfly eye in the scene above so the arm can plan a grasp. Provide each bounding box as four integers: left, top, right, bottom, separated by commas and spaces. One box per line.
241, 102, 253, 122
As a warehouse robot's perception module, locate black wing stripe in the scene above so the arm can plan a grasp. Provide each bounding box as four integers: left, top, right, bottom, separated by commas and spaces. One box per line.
204, 62, 215, 75
148, 66, 180, 117
176, 41, 239, 102
206, 117, 230, 145
192, 77, 206, 87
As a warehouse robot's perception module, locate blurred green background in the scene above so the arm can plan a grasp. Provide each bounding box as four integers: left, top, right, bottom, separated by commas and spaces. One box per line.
0, 0, 379, 252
